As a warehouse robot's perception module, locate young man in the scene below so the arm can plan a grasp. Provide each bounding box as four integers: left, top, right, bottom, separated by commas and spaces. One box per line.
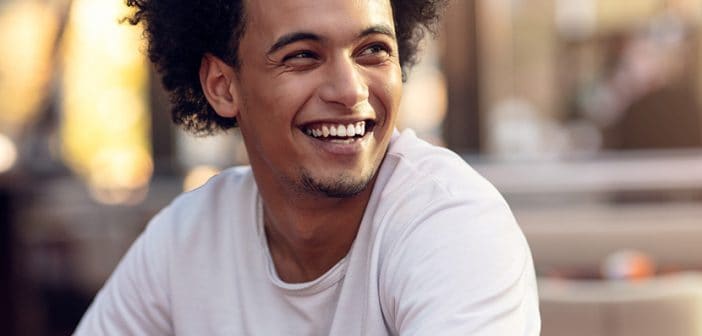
75, 0, 540, 334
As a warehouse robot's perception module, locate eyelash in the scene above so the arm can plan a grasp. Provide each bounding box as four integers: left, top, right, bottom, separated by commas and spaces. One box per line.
360, 43, 392, 56
282, 50, 319, 62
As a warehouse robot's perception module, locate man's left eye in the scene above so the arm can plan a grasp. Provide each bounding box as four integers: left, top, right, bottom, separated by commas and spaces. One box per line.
359, 44, 390, 57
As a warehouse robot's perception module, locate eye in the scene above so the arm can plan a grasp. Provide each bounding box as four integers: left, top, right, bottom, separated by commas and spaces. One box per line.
282, 50, 318, 62
356, 43, 392, 65
360, 44, 390, 56
279, 50, 321, 71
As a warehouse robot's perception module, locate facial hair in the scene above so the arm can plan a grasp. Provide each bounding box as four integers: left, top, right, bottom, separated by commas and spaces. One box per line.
299, 169, 373, 198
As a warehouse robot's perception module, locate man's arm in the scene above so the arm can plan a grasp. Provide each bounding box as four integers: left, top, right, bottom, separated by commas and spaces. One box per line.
380, 198, 541, 335
74, 210, 173, 335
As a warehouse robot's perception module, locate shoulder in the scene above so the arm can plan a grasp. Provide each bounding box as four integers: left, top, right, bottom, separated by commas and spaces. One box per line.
145, 166, 256, 244
169, 166, 254, 211
382, 129, 504, 203
375, 129, 514, 240
373, 131, 539, 333
375, 129, 531, 303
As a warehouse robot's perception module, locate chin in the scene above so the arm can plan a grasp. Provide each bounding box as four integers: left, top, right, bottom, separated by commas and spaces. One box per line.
300, 171, 374, 198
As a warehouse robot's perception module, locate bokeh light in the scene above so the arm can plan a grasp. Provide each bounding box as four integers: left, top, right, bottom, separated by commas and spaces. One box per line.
0, 133, 18, 173
60, 0, 151, 204
0, 0, 59, 132
183, 165, 221, 192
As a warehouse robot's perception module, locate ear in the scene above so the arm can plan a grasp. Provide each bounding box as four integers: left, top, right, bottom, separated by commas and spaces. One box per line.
199, 53, 240, 118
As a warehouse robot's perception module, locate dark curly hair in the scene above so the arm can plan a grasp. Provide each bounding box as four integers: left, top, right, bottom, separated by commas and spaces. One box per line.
125, 0, 448, 135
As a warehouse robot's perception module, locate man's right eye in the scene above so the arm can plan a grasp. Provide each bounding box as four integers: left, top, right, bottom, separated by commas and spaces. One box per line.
279, 50, 321, 71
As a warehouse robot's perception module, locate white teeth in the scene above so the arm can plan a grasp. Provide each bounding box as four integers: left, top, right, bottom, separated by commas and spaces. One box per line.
347, 123, 356, 137
305, 121, 369, 139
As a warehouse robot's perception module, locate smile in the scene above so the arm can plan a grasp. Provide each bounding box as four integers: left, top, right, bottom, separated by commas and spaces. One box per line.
303, 120, 375, 141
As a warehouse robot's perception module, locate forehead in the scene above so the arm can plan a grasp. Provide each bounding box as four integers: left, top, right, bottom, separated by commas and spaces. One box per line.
243, 0, 395, 42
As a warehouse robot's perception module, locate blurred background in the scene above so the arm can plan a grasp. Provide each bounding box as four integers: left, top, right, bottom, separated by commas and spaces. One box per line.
1, 0, 702, 335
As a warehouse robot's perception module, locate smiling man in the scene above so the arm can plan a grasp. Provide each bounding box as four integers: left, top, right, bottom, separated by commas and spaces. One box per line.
75, 0, 540, 335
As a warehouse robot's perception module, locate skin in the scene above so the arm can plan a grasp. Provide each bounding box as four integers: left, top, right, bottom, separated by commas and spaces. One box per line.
200, 0, 403, 282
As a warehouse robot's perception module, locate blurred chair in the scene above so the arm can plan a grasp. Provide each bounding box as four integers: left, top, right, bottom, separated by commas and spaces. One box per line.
539, 273, 702, 336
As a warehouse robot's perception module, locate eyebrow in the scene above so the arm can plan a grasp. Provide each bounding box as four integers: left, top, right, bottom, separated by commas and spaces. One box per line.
267, 32, 322, 56
359, 25, 396, 40
266, 24, 396, 56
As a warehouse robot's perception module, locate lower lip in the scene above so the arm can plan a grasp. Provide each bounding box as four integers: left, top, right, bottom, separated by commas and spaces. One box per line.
307, 132, 372, 155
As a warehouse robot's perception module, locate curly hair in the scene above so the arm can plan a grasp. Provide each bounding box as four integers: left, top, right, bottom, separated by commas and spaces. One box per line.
125, 0, 448, 135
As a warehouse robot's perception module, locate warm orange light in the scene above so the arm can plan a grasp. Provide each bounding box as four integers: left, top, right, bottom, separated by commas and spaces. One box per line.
60, 0, 152, 205
0, 133, 18, 173
0, 0, 59, 131
183, 166, 221, 192
602, 249, 657, 281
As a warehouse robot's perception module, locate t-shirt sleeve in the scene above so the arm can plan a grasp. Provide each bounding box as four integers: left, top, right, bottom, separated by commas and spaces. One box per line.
380, 196, 541, 335
73, 208, 174, 335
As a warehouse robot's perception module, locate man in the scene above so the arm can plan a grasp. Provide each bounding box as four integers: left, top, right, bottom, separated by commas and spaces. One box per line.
76, 0, 540, 334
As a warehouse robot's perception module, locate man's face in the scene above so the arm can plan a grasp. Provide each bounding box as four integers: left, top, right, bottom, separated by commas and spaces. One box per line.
233, 0, 402, 198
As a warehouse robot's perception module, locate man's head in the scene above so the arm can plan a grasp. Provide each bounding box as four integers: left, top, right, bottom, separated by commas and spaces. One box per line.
127, 0, 446, 198
126, 0, 447, 134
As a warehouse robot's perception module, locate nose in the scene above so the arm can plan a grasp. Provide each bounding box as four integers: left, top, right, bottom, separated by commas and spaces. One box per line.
318, 56, 369, 109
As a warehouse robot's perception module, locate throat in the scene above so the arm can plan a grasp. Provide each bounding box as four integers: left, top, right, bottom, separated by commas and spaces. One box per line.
265, 224, 351, 283
262, 207, 362, 283
257, 174, 375, 283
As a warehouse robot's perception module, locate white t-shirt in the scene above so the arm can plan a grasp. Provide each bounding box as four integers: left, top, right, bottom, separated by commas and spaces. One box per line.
75, 129, 540, 335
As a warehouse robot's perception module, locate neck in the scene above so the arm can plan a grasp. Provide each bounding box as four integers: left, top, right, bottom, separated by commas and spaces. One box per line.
260, 179, 375, 283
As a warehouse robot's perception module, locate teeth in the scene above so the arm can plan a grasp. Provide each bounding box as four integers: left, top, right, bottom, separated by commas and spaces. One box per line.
305, 121, 369, 139
347, 123, 356, 137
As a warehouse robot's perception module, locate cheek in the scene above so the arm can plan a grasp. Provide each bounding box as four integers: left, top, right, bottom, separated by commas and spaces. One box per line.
370, 67, 403, 120
236, 88, 284, 155
237, 76, 315, 150
387, 71, 403, 109
265, 77, 319, 120
240, 82, 295, 127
